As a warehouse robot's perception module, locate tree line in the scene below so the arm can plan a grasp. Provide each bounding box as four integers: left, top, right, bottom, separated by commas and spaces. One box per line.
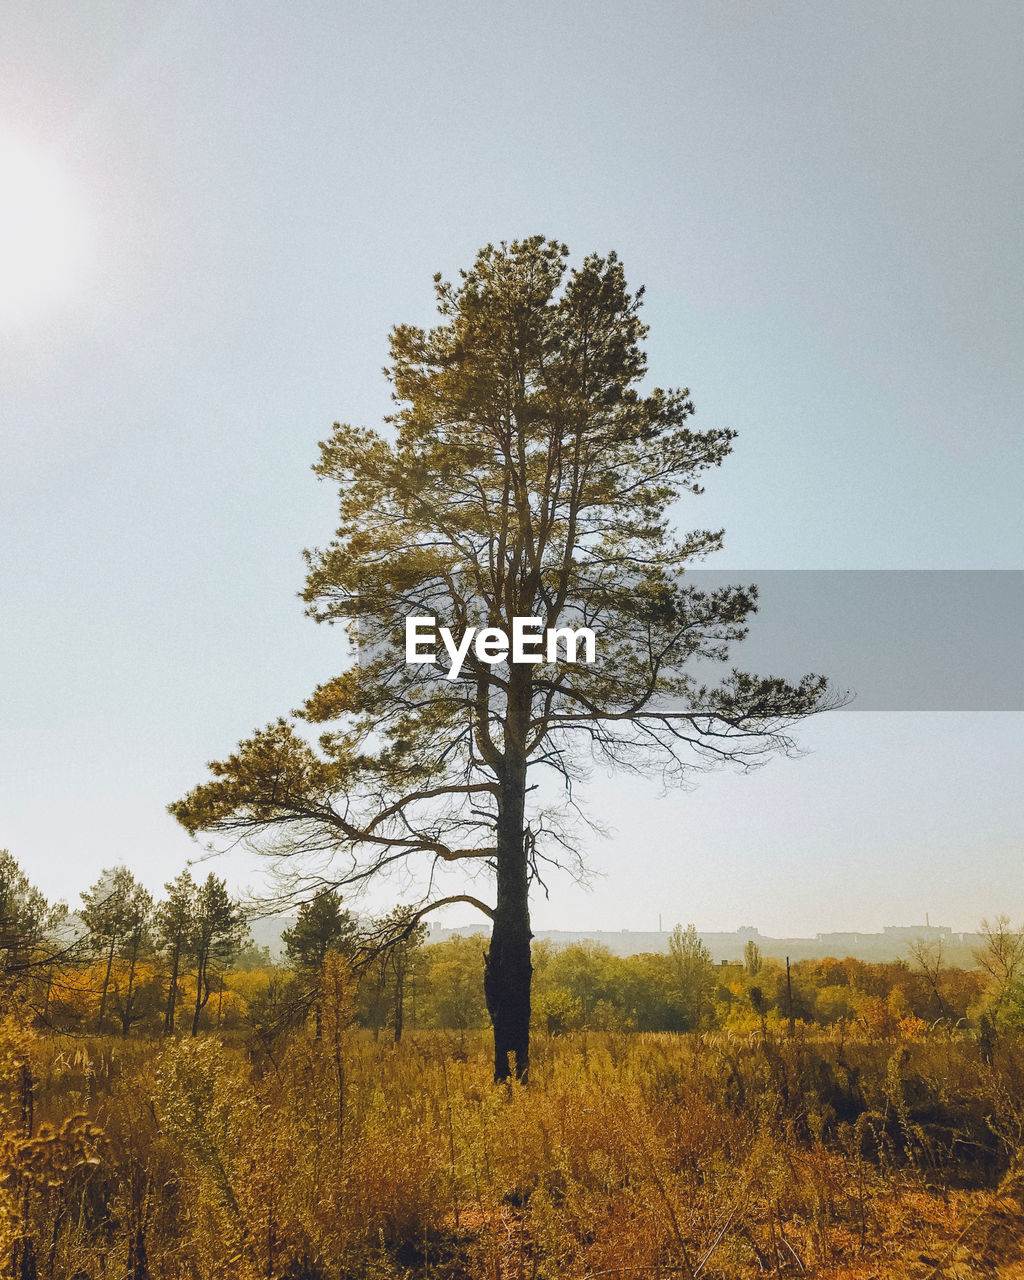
4, 848, 1024, 1042
1, 850, 247, 1035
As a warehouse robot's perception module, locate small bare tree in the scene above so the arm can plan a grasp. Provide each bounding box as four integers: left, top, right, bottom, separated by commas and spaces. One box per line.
907, 936, 949, 1020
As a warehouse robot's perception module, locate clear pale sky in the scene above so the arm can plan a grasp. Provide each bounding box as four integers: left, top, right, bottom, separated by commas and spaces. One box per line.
2, 2, 1021, 935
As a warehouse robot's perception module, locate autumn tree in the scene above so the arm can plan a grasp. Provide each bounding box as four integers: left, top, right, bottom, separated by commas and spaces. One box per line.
155, 869, 195, 1034
188, 874, 246, 1035
282, 890, 356, 972
420, 933, 490, 1035
80, 867, 149, 1033
975, 915, 1024, 1024
170, 237, 834, 1080
0, 851, 64, 979
743, 938, 763, 976
0, 851, 68, 1023
667, 924, 717, 1030
534, 942, 632, 1031
112, 879, 153, 1037
282, 889, 357, 1036
358, 910, 427, 1044
907, 936, 951, 1021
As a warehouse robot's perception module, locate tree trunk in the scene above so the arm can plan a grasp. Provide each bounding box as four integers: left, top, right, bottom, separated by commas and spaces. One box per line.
484, 736, 532, 1082
314, 945, 325, 1039
393, 959, 405, 1045
191, 945, 208, 1035
371, 954, 388, 1039
97, 939, 116, 1032
121, 938, 140, 1037
164, 943, 179, 1034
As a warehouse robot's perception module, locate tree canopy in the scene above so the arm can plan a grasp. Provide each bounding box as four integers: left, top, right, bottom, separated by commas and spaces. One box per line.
0, 849, 65, 979
282, 889, 357, 973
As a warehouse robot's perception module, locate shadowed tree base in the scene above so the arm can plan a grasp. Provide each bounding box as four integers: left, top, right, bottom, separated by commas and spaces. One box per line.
484, 922, 532, 1082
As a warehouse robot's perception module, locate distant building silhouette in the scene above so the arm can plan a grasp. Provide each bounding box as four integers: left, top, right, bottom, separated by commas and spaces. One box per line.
427, 921, 983, 965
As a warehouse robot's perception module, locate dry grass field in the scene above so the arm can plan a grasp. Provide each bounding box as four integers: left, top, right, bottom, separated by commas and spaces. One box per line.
5, 988, 1024, 1280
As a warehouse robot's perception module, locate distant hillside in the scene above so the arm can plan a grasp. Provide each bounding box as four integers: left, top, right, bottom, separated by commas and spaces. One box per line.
427, 922, 985, 967
55, 912, 985, 968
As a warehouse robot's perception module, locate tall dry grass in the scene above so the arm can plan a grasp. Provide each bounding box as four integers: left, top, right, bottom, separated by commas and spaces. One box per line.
4, 999, 1024, 1278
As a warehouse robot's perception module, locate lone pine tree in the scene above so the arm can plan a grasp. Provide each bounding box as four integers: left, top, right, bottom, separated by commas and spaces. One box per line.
170, 236, 831, 1080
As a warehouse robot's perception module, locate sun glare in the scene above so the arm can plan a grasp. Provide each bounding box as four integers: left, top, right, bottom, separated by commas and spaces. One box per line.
0, 131, 87, 328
